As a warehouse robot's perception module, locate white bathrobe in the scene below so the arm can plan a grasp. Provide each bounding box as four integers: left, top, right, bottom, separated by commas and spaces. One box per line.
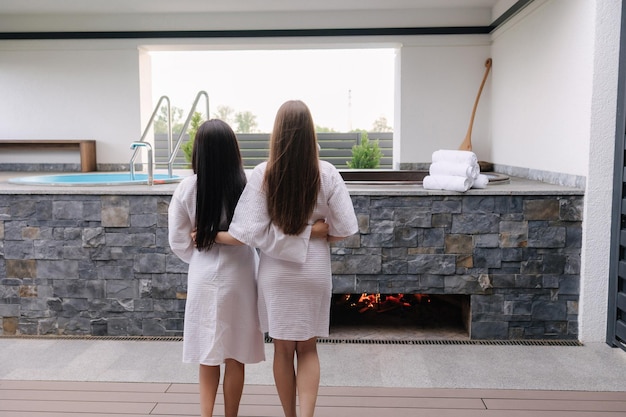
168, 175, 265, 365
229, 161, 358, 340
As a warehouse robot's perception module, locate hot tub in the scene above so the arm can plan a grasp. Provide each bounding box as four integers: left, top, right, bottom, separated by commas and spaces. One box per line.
8, 172, 183, 186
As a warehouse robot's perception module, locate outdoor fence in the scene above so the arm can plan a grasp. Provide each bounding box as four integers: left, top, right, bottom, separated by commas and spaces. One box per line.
155, 132, 393, 169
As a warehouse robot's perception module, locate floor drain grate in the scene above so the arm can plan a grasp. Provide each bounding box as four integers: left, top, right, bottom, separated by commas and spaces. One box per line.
2, 335, 583, 347
265, 335, 583, 346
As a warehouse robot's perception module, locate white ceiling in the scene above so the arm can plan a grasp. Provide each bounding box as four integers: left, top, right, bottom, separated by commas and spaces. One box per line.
0, 0, 523, 35
0, 0, 501, 15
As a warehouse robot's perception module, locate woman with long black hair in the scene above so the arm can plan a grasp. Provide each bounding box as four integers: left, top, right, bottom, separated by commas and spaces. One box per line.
168, 119, 264, 417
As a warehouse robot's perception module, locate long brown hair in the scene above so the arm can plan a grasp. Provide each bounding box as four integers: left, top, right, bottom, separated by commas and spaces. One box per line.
193, 119, 246, 250
264, 100, 320, 235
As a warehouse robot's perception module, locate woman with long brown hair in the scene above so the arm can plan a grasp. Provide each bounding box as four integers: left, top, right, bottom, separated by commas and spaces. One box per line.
226, 100, 358, 417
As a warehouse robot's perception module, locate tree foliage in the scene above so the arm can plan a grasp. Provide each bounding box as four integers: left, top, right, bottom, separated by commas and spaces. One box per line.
371, 116, 393, 132
235, 111, 258, 133
154, 105, 184, 135
315, 125, 337, 133
212, 105, 235, 126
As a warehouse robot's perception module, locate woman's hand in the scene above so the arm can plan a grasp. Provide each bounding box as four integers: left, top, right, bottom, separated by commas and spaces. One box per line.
216, 231, 244, 246
310, 219, 329, 239
192, 228, 244, 246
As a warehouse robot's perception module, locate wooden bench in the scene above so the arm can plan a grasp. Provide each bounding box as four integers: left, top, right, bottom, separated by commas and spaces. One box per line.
0, 139, 97, 172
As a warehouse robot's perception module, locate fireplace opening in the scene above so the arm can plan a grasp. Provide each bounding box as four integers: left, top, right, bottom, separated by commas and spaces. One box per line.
329, 293, 470, 341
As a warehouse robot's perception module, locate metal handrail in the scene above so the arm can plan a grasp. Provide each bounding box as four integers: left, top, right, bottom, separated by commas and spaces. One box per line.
167, 90, 210, 177
130, 95, 171, 180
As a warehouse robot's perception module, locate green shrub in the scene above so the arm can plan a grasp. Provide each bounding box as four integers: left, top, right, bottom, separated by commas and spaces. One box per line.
347, 133, 383, 169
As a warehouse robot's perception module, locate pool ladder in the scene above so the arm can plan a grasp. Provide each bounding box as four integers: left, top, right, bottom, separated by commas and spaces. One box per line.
129, 142, 153, 185
129, 91, 210, 182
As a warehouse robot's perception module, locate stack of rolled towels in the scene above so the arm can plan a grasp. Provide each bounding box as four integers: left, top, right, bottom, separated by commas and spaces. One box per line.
423, 150, 489, 192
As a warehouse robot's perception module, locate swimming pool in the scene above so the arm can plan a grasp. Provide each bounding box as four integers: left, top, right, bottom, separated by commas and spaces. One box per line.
8, 172, 184, 186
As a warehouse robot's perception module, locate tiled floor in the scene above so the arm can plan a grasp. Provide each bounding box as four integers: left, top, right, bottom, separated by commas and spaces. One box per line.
1, 379, 625, 416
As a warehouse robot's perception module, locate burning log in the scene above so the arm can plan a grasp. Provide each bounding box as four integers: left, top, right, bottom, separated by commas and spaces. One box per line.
330, 293, 466, 332
357, 293, 379, 313
333, 293, 432, 317
375, 294, 409, 313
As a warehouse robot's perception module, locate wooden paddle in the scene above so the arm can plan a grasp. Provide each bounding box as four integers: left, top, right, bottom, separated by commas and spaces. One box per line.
459, 58, 492, 152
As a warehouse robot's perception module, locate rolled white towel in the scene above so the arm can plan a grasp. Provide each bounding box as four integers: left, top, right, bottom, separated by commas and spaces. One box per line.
472, 174, 489, 189
423, 175, 473, 192
429, 161, 479, 179
431, 150, 478, 165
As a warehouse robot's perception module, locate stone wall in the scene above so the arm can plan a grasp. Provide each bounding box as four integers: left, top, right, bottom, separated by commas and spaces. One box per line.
0, 192, 583, 339
331, 194, 583, 339
0, 194, 187, 337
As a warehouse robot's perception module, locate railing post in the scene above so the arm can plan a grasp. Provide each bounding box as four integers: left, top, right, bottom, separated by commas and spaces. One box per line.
131, 95, 170, 178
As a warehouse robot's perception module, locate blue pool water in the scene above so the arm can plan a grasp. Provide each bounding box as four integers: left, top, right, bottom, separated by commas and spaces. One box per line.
9, 173, 183, 186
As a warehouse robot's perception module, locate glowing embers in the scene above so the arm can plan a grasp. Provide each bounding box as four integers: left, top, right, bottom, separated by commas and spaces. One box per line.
345, 293, 428, 314
329, 293, 470, 340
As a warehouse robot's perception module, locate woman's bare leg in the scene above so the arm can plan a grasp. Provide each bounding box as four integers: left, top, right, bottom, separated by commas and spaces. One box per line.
273, 339, 297, 417
199, 364, 220, 417
223, 359, 245, 417
295, 337, 320, 417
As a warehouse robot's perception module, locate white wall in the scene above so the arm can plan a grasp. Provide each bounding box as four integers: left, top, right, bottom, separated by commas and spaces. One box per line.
399, 37, 492, 164
0, 5, 500, 166
0, 41, 144, 165
0, 34, 492, 166
491, 0, 622, 342
581, 0, 621, 342
490, 0, 594, 178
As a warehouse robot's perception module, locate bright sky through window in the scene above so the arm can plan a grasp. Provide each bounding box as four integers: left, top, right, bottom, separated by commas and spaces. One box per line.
150, 48, 395, 133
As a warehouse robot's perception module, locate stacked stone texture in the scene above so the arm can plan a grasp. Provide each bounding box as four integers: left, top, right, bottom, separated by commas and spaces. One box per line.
0, 194, 186, 337
331, 195, 582, 339
0, 193, 582, 339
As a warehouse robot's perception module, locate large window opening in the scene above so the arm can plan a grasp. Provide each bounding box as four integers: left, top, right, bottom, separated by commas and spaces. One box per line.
150, 48, 395, 133
149, 48, 396, 169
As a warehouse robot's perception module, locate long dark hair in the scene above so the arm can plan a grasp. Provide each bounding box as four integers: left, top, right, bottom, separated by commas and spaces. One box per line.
192, 119, 246, 250
265, 100, 320, 235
